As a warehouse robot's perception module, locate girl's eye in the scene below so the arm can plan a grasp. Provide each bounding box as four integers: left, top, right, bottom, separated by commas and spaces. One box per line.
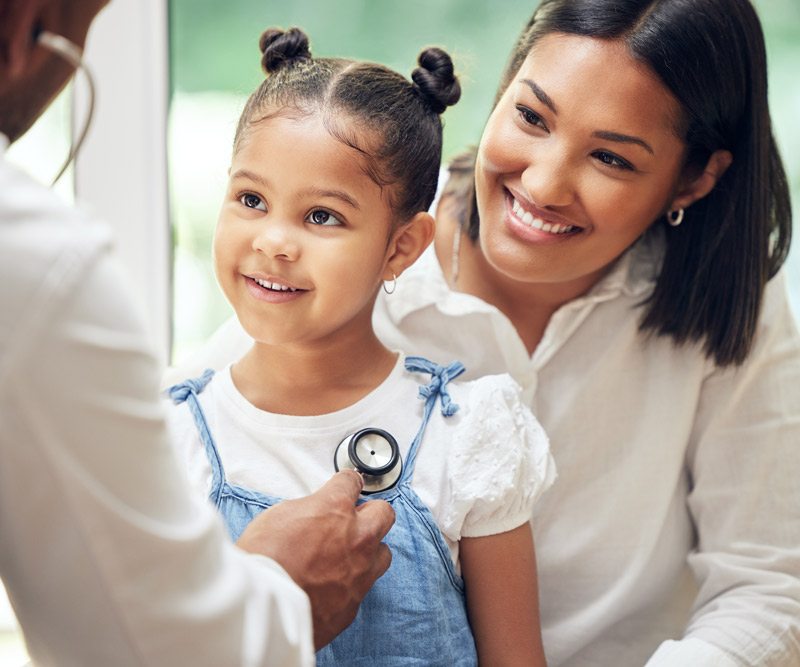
592, 151, 635, 171
516, 105, 547, 130
239, 193, 267, 211
306, 209, 343, 227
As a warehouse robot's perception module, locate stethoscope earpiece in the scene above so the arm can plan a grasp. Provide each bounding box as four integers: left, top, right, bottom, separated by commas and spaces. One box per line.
334, 428, 402, 494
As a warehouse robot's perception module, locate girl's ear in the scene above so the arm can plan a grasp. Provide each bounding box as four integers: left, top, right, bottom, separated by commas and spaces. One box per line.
383, 211, 435, 281
669, 149, 733, 211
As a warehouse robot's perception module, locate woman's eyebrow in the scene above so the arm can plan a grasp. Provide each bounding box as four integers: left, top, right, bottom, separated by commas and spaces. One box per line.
592, 130, 654, 155
518, 78, 557, 114
518, 78, 655, 155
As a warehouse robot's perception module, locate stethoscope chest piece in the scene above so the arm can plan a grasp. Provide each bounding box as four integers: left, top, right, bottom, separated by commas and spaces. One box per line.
334, 428, 402, 494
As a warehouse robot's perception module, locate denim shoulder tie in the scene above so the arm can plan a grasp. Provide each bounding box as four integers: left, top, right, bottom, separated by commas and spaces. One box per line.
399, 357, 465, 482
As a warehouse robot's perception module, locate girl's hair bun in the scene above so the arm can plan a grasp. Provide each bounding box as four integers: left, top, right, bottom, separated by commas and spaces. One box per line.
259, 27, 312, 75
411, 47, 461, 114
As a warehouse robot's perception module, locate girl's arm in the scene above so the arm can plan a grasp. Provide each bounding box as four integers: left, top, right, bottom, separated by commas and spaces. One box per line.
460, 522, 547, 667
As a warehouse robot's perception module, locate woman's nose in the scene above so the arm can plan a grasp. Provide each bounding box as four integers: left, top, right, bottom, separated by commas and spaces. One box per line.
520, 143, 575, 209
252, 218, 300, 261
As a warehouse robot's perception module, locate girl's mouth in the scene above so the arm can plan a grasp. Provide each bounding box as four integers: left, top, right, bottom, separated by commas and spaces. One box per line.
252, 277, 300, 292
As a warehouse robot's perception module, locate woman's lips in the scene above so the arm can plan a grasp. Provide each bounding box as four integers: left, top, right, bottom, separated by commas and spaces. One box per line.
509, 194, 578, 235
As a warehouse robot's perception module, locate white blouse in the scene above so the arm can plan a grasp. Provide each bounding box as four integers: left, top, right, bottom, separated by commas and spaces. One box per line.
373, 234, 800, 667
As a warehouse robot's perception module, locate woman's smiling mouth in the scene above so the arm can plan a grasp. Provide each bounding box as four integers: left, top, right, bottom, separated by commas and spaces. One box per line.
510, 195, 578, 235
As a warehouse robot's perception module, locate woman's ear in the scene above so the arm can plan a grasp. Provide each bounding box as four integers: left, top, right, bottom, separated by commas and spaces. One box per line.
669, 149, 733, 211
383, 211, 435, 281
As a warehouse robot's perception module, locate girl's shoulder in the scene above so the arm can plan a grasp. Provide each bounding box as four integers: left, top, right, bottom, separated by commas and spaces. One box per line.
448, 372, 529, 421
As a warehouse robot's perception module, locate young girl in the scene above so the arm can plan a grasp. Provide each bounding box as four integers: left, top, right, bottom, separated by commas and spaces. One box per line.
165, 27, 555, 667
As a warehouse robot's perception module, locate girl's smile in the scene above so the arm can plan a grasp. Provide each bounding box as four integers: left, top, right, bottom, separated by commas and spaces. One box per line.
244, 275, 305, 303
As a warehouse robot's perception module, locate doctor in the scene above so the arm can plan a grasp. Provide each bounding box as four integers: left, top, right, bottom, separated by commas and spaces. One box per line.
0, 1, 394, 665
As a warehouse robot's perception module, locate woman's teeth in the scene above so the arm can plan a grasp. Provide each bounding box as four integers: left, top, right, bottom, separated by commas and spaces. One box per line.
253, 277, 297, 292
512, 197, 575, 234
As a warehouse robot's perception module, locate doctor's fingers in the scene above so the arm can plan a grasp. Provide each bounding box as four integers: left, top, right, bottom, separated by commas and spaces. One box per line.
356, 497, 395, 544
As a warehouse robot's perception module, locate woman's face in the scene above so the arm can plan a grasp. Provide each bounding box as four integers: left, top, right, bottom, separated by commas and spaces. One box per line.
475, 33, 688, 295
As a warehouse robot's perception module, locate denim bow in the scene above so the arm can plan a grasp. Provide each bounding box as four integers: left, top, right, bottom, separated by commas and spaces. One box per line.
169, 368, 215, 403
404, 357, 465, 417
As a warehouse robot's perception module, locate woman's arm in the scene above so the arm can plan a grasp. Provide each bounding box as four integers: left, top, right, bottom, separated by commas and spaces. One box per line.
460, 522, 547, 667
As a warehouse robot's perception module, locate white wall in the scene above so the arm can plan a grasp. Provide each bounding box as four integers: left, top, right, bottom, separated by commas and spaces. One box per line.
76, 0, 172, 364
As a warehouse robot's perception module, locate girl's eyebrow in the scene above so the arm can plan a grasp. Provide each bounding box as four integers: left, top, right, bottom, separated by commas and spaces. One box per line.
518, 78, 655, 155
299, 187, 360, 211
230, 169, 360, 210
230, 168, 269, 187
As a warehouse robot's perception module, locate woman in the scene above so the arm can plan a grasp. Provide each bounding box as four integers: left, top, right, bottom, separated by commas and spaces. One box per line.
167, 0, 800, 665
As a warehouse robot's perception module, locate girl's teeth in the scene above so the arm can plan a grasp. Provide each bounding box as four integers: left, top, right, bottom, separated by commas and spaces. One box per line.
254, 278, 296, 292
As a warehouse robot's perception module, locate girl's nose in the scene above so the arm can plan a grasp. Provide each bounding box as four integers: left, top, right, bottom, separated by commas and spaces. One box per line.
520, 143, 575, 209
252, 218, 300, 261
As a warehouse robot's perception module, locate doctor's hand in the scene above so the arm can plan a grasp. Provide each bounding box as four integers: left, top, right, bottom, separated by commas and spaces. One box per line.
236, 469, 394, 650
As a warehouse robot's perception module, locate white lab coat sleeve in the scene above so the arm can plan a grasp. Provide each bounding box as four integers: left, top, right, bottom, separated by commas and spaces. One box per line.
0, 244, 314, 666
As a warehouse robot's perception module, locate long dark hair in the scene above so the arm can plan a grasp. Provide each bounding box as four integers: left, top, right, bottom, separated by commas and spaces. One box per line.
459, 0, 791, 367
234, 27, 461, 223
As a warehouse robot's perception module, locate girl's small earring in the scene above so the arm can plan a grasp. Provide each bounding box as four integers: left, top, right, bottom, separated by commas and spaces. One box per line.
383, 273, 397, 295
666, 208, 684, 227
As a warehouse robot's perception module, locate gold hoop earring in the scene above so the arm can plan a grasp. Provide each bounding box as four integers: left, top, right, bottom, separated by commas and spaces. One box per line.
382, 273, 397, 295
666, 209, 684, 227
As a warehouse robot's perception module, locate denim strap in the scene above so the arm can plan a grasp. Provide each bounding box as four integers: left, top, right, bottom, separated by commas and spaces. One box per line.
168, 369, 225, 504
401, 357, 465, 482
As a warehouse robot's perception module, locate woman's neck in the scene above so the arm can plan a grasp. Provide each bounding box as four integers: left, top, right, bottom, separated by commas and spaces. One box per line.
434, 202, 602, 355
231, 330, 398, 416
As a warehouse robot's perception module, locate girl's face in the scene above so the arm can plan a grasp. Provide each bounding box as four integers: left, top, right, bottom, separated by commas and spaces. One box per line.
213, 114, 398, 348
475, 33, 689, 296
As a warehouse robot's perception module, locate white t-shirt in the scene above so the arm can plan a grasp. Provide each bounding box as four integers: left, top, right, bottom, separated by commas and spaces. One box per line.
0, 135, 314, 667
168, 229, 800, 667
165, 354, 556, 570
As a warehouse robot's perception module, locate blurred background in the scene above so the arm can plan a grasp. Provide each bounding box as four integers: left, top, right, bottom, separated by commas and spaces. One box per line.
2, 0, 799, 663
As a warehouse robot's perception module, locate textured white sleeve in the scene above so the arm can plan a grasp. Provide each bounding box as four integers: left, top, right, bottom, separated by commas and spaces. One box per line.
677, 271, 800, 666
645, 638, 741, 667
443, 374, 556, 541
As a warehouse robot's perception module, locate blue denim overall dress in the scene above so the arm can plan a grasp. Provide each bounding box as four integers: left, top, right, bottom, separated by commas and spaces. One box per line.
169, 357, 479, 666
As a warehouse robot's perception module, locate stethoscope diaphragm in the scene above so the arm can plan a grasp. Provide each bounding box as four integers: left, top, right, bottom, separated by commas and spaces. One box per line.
334, 428, 402, 494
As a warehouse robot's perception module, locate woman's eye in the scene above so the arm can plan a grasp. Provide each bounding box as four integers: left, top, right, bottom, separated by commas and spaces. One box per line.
306, 209, 343, 226
239, 193, 267, 211
516, 105, 547, 130
593, 151, 635, 171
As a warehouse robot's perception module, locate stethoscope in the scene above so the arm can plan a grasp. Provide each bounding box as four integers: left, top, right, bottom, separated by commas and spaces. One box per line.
36, 30, 96, 186
334, 428, 402, 494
